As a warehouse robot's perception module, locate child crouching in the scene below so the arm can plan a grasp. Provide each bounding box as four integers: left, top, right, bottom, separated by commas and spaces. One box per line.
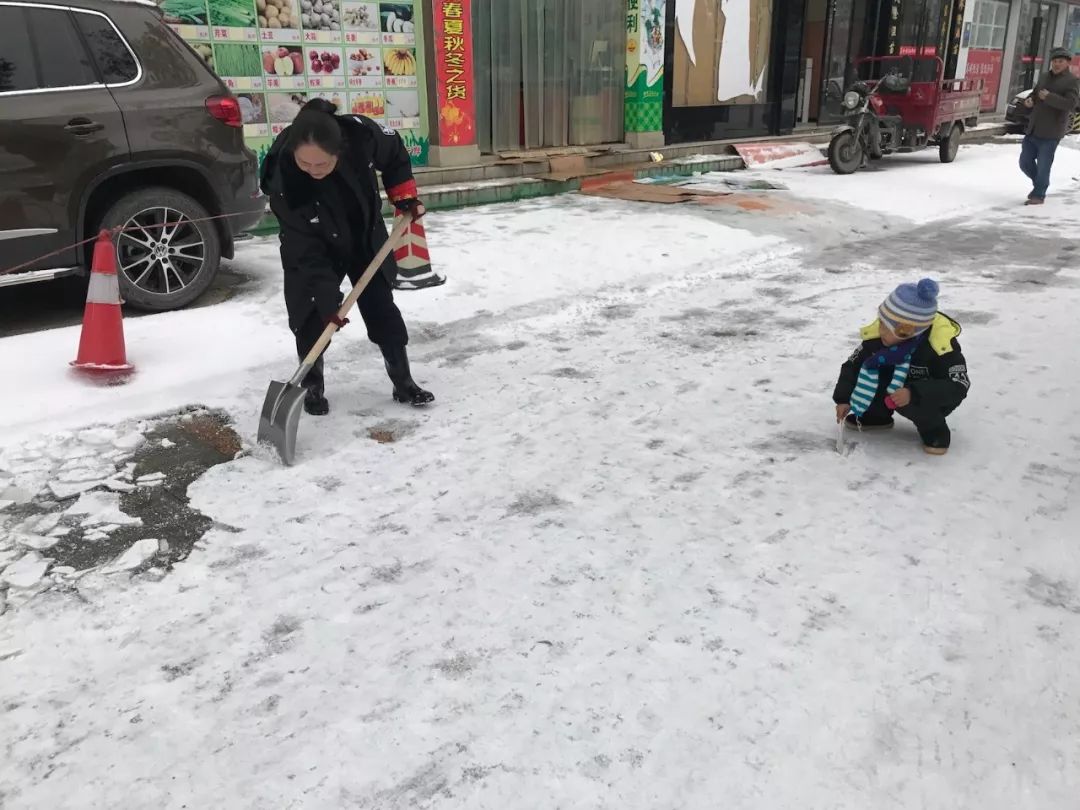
833, 279, 970, 455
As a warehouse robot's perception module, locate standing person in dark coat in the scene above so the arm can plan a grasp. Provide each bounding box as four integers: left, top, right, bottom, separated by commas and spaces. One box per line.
259, 99, 434, 415
834, 279, 971, 456
1020, 47, 1080, 205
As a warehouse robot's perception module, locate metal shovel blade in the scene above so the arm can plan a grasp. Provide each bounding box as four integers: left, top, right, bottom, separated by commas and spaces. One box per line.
257, 380, 308, 465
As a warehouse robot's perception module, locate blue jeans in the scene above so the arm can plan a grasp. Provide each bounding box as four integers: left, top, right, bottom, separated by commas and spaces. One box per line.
1020, 134, 1060, 199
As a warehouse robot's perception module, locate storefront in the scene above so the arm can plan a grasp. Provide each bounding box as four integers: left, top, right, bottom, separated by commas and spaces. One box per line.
661, 0, 969, 143
966, 0, 1011, 112
662, 0, 806, 141
470, 0, 627, 153
157, 0, 431, 171
1008, 1, 1061, 97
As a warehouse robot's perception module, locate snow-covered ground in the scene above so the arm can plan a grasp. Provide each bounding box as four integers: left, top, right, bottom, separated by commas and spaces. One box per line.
2, 144, 1080, 808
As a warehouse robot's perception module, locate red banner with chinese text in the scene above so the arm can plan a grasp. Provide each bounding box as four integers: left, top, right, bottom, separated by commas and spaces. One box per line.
433, 0, 476, 146
966, 48, 1004, 112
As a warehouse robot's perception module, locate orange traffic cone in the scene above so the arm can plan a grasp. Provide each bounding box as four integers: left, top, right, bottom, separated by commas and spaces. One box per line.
392, 212, 445, 290
72, 230, 134, 379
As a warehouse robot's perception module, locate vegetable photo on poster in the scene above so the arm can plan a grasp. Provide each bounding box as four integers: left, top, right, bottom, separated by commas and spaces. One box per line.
158, 0, 209, 26
672, 0, 772, 106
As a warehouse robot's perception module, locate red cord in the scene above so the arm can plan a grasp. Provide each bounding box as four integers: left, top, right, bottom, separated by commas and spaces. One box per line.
0, 211, 255, 278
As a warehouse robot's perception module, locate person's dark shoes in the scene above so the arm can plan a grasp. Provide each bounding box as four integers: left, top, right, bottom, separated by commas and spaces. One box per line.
919, 423, 951, 456
1026, 196, 1045, 205
380, 344, 434, 406
845, 415, 894, 430
304, 389, 329, 416
392, 381, 435, 406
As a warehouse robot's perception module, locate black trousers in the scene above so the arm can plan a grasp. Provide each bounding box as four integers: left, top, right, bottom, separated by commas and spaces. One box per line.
858, 394, 958, 441
293, 271, 408, 391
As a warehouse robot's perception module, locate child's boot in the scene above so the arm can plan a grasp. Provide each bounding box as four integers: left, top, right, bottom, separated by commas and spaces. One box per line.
918, 423, 951, 456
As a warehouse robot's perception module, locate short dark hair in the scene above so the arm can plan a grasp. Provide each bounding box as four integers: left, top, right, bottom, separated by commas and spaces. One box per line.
285, 98, 343, 155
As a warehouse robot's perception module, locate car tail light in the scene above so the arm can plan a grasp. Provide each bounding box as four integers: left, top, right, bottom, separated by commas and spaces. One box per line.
206, 95, 242, 128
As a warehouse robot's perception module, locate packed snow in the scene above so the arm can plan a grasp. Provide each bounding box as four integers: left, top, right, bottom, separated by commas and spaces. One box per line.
1, 144, 1079, 808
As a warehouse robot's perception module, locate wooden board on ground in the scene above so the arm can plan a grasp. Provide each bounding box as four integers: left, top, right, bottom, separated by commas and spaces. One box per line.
733, 141, 827, 169
581, 180, 727, 204
498, 146, 608, 161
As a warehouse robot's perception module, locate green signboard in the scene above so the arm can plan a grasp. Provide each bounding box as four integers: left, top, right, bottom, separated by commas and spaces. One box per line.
157, 0, 430, 171
625, 0, 665, 133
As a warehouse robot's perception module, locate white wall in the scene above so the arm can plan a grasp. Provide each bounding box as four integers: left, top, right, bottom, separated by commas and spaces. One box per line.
954, 0, 979, 78
997, 0, 1025, 113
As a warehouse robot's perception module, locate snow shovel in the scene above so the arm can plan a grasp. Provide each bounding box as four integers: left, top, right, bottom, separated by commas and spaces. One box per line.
258, 214, 414, 465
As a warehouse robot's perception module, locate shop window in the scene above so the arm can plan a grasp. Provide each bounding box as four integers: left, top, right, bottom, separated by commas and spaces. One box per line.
672, 0, 773, 106
1063, 5, 1080, 55
972, 0, 1010, 49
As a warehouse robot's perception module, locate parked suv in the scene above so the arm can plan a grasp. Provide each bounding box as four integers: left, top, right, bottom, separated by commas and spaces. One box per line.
0, 0, 264, 310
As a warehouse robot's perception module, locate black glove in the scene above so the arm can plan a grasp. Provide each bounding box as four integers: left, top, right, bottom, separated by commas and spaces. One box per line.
393, 198, 425, 220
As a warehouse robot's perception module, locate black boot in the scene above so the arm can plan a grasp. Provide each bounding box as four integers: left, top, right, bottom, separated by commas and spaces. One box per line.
379, 344, 434, 406
301, 357, 329, 416
918, 422, 951, 456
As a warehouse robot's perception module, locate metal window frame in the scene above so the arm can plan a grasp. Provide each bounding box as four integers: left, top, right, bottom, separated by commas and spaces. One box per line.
0, 0, 143, 97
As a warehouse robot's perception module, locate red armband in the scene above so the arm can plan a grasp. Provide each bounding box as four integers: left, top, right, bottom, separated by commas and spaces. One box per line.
386, 179, 418, 204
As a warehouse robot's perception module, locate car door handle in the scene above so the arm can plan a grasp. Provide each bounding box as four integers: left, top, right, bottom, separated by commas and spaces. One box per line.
65, 118, 105, 135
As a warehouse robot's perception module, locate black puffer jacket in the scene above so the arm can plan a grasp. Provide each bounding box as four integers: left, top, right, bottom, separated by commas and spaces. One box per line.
259, 114, 415, 329
1028, 69, 1080, 140
833, 313, 971, 412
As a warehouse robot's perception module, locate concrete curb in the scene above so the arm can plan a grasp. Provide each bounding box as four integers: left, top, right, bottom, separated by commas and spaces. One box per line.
246, 124, 1008, 236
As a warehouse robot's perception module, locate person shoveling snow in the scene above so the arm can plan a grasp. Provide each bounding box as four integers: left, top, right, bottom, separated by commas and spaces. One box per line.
259, 98, 435, 417
833, 279, 970, 455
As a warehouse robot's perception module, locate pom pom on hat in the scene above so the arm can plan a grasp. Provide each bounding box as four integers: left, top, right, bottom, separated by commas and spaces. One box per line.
879, 278, 939, 337
916, 278, 939, 303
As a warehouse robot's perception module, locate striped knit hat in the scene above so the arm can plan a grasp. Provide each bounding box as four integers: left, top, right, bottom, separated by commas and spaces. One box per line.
879, 278, 939, 338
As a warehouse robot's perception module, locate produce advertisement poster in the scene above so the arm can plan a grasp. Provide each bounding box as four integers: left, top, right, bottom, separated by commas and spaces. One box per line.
625, 0, 664, 133
432, 0, 476, 146
156, 0, 430, 169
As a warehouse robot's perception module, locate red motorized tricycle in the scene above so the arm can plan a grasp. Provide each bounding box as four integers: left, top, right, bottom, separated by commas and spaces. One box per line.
827, 56, 982, 174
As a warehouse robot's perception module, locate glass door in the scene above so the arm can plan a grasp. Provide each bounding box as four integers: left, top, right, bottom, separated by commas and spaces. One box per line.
472, 0, 624, 153
1011, 1, 1060, 97
818, 0, 869, 122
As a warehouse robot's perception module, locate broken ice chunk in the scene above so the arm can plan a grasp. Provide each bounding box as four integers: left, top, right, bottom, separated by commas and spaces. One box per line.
49, 480, 101, 500
65, 491, 141, 527
80, 428, 120, 446
21, 514, 61, 535
0, 484, 34, 505
0, 551, 52, 589
16, 534, 60, 552
114, 432, 144, 451
102, 538, 160, 574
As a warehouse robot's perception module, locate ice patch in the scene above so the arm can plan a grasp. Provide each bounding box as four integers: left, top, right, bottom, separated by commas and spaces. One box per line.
0, 551, 51, 589
102, 538, 161, 574
64, 490, 142, 529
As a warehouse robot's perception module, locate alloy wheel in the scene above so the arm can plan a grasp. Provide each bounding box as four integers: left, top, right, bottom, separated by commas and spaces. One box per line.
116, 207, 207, 297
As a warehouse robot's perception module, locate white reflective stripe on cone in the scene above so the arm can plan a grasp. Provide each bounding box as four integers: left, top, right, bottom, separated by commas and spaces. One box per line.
86, 272, 121, 305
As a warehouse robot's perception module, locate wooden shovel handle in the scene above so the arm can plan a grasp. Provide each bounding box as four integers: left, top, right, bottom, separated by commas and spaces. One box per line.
295, 214, 414, 375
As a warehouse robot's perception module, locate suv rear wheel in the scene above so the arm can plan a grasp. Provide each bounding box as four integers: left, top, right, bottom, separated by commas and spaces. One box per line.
99, 187, 222, 311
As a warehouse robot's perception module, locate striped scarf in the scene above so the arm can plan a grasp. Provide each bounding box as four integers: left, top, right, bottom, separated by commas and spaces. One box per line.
849, 337, 922, 419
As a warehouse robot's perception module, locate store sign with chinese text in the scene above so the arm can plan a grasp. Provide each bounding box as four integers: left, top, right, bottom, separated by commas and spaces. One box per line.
966, 48, 1004, 111
432, 0, 476, 146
